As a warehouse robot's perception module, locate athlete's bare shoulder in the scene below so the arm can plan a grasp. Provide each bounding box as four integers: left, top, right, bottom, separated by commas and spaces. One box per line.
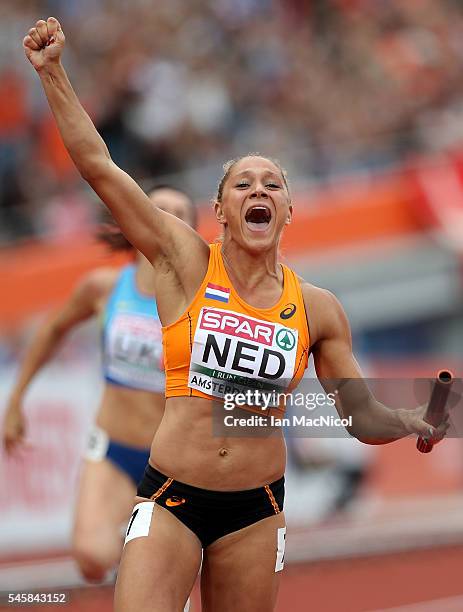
298, 279, 341, 311
298, 278, 350, 346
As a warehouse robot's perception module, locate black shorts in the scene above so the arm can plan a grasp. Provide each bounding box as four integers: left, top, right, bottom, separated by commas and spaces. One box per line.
137, 464, 284, 548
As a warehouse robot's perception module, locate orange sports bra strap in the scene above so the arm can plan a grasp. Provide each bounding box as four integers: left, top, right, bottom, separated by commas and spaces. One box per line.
282, 264, 310, 348
289, 265, 302, 294
197, 243, 223, 293
188, 243, 228, 308
211, 242, 225, 270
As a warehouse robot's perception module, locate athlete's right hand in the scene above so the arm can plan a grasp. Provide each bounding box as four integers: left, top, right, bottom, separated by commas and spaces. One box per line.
2, 398, 26, 453
23, 17, 65, 72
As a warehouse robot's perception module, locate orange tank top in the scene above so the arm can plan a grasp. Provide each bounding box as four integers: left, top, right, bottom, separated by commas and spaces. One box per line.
163, 244, 310, 409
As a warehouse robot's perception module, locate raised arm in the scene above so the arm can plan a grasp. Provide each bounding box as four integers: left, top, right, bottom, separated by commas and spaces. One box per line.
2, 268, 116, 453
302, 284, 448, 444
23, 18, 208, 284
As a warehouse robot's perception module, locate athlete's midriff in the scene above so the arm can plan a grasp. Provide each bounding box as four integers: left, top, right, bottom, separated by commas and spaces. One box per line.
97, 384, 165, 448
149, 396, 286, 490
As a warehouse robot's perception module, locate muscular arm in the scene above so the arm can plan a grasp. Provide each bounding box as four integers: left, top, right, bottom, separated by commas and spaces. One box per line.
24, 18, 208, 297
2, 268, 116, 452
302, 284, 441, 444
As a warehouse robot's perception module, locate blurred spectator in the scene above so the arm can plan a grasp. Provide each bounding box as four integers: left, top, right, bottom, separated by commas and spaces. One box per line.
3, 0, 463, 242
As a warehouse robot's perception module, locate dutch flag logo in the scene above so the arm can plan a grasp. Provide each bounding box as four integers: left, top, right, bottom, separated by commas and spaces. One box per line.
204, 283, 230, 303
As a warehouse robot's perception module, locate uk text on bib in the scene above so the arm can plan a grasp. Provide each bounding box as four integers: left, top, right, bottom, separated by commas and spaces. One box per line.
106, 313, 164, 390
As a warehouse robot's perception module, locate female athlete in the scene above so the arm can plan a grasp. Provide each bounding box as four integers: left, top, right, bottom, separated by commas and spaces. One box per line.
2, 185, 196, 583
22, 18, 449, 611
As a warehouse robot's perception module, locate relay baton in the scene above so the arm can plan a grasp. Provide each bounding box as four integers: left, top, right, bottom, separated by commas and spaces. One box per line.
416, 370, 453, 453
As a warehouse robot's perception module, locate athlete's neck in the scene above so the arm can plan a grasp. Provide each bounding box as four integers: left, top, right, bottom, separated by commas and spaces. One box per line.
134, 251, 156, 296
220, 238, 282, 291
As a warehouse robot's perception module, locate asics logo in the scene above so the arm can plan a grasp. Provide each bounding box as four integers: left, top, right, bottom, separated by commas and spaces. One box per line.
280, 303, 296, 320
165, 496, 186, 507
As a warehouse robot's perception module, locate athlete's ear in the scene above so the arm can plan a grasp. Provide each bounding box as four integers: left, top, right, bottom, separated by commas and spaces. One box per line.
285, 204, 293, 226
214, 200, 226, 225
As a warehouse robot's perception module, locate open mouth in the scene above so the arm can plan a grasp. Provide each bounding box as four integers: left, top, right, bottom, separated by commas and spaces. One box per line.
244, 206, 272, 231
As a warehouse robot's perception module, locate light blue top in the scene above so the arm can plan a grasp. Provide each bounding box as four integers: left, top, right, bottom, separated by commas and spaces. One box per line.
102, 265, 165, 393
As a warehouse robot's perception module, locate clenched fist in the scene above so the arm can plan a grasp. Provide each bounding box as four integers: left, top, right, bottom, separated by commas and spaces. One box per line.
23, 17, 65, 71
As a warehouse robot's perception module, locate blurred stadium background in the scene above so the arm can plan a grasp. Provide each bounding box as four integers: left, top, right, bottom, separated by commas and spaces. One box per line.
1, 0, 463, 610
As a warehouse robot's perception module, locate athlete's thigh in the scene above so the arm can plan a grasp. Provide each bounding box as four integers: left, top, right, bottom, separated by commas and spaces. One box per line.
73, 459, 135, 539
115, 502, 202, 612
201, 513, 286, 612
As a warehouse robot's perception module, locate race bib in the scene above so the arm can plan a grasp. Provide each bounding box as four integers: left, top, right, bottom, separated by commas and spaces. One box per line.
124, 502, 155, 545
275, 527, 286, 572
105, 313, 165, 391
84, 426, 109, 462
188, 307, 298, 399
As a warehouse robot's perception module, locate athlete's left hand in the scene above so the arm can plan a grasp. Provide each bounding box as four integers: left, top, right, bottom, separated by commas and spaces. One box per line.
398, 404, 450, 445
